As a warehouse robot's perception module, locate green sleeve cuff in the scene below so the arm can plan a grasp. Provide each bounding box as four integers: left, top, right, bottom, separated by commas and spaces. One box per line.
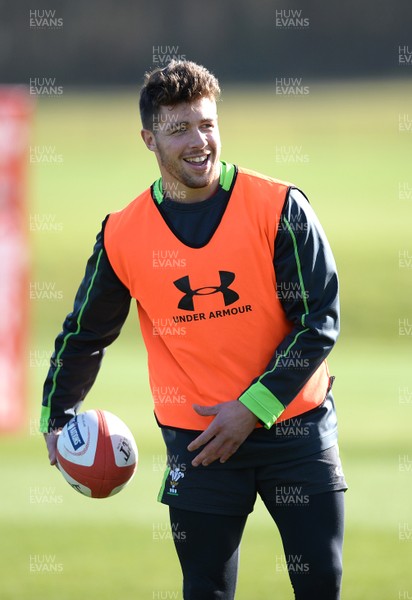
39, 408, 50, 433
238, 381, 285, 429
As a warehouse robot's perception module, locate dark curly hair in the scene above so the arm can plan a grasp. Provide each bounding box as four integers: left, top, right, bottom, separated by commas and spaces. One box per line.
139, 60, 221, 131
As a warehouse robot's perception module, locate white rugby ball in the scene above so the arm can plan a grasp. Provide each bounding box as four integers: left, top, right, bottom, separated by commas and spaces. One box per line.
56, 409, 138, 498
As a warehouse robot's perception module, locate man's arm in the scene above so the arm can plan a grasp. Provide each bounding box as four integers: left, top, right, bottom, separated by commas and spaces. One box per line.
41, 219, 132, 460
238, 187, 339, 427
188, 187, 339, 464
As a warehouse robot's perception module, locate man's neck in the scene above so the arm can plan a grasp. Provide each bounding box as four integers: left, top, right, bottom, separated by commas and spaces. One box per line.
163, 179, 220, 203
161, 163, 221, 204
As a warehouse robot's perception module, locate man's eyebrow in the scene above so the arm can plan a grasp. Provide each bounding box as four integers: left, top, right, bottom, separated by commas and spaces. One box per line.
167, 117, 217, 130
173, 118, 215, 124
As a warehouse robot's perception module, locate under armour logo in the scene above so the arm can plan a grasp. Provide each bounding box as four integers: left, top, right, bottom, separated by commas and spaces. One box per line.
173, 271, 240, 311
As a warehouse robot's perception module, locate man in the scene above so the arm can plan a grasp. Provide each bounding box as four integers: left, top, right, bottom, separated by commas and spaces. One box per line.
42, 60, 347, 599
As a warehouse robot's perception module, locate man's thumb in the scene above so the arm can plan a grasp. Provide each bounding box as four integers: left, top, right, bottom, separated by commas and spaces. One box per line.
192, 404, 219, 417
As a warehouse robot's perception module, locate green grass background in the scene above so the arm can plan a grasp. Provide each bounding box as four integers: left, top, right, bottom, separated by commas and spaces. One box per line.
1, 80, 411, 598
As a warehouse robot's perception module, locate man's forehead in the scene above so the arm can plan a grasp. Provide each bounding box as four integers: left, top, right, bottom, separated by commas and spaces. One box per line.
158, 98, 217, 121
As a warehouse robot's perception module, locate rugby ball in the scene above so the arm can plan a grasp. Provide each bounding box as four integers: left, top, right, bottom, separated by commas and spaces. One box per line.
56, 410, 138, 498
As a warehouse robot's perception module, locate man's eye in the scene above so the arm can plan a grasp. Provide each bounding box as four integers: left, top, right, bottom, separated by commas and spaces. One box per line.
170, 126, 186, 134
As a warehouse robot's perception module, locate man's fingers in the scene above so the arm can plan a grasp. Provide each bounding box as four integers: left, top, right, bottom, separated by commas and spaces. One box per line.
187, 424, 217, 453
188, 400, 258, 466
218, 441, 240, 464
191, 437, 239, 467
187, 404, 221, 451
44, 431, 60, 466
191, 436, 223, 467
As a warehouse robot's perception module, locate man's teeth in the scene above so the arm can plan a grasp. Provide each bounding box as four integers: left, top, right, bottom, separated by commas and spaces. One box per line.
185, 156, 208, 163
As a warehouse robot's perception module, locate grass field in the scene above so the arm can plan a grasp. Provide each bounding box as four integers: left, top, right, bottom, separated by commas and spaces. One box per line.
1, 80, 411, 599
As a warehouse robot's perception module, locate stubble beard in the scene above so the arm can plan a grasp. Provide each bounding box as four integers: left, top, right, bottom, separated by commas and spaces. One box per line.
157, 145, 220, 191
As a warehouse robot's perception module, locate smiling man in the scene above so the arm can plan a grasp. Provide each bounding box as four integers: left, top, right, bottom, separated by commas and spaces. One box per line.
142, 98, 221, 200
42, 60, 347, 599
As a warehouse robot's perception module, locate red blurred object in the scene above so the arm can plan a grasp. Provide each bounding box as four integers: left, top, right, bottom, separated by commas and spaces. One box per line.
0, 87, 33, 432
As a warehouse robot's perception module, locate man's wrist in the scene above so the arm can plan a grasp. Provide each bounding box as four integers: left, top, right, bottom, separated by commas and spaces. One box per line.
238, 382, 285, 429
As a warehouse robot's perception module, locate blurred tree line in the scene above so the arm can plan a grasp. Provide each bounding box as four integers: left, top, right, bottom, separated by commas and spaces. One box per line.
1, 0, 411, 84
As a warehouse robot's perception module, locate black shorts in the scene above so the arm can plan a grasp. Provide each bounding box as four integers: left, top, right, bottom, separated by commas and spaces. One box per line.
158, 443, 348, 516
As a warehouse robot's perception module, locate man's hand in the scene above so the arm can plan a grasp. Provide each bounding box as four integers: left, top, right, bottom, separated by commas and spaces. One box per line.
187, 400, 258, 467
43, 430, 61, 466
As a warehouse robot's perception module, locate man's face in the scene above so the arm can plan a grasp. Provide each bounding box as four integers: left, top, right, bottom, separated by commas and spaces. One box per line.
142, 97, 221, 201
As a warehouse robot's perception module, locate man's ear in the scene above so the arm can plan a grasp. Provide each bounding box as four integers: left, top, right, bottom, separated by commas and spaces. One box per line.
141, 128, 157, 152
